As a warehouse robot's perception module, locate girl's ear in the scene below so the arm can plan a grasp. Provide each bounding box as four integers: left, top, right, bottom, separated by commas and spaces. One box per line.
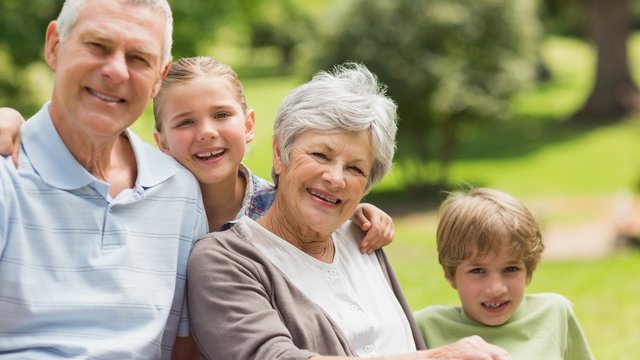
153, 130, 169, 153
244, 109, 256, 144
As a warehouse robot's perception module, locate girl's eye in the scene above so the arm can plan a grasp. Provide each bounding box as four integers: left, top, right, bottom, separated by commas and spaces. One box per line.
176, 119, 194, 128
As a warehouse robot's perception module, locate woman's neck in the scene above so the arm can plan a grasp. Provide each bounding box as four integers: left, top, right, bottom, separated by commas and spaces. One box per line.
201, 172, 246, 231
258, 206, 335, 263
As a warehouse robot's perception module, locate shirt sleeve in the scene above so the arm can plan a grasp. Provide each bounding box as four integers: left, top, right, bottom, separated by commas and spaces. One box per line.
565, 301, 595, 360
187, 236, 319, 360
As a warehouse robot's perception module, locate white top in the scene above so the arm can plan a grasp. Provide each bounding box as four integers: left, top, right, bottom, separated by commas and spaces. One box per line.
252, 220, 416, 357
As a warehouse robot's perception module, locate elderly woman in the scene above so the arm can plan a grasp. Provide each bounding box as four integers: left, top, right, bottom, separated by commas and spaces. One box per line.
186, 63, 510, 360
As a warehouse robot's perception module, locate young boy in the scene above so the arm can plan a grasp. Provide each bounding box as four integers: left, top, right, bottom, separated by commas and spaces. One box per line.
414, 188, 594, 359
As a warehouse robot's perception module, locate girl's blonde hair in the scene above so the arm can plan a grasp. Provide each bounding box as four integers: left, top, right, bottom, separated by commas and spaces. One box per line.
153, 56, 247, 131
436, 188, 544, 282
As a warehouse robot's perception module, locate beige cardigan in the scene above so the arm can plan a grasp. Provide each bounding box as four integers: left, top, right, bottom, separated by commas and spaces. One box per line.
187, 217, 426, 360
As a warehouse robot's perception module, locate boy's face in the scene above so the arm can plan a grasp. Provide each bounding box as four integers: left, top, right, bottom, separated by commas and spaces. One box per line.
446, 246, 527, 326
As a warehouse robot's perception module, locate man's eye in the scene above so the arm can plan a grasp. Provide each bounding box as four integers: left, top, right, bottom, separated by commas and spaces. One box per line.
88, 42, 106, 51
131, 55, 150, 66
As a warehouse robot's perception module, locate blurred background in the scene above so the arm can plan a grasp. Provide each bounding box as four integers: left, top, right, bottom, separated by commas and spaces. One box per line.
2, 0, 639, 357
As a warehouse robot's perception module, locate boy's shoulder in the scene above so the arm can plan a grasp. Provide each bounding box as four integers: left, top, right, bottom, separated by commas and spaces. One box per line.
524, 292, 573, 310
413, 304, 464, 324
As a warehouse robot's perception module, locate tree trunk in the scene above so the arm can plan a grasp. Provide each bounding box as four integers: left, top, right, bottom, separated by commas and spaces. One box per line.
572, 0, 640, 121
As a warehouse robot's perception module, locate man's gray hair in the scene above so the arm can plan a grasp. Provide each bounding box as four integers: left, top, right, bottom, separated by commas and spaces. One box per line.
273, 62, 398, 192
56, 0, 173, 64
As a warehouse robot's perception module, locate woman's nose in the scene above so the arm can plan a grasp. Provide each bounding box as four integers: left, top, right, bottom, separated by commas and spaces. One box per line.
322, 163, 345, 187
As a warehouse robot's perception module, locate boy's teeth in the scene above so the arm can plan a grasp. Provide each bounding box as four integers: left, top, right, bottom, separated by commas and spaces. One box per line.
308, 189, 338, 204
484, 302, 505, 308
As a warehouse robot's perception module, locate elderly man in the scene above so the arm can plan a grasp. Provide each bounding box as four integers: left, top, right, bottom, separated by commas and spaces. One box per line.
0, 0, 206, 359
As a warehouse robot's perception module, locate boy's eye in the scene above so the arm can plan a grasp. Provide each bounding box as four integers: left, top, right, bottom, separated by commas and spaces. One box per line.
504, 266, 520, 273
469, 268, 484, 274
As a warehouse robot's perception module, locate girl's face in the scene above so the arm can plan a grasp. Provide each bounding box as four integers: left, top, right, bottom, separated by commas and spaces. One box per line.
154, 76, 255, 185
446, 246, 527, 326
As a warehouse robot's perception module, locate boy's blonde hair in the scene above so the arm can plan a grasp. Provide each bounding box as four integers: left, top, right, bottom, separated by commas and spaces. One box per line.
437, 188, 544, 282
153, 56, 248, 132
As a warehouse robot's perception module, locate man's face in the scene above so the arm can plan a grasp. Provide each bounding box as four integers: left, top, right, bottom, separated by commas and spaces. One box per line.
45, 0, 168, 141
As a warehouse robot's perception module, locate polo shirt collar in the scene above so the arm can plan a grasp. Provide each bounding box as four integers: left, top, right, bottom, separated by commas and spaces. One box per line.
22, 102, 179, 191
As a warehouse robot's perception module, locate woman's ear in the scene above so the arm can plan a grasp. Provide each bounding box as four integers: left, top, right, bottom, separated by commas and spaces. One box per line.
153, 130, 169, 153
272, 137, 283, 175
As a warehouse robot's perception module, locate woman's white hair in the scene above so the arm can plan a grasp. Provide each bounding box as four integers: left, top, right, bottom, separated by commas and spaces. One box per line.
273, 62, 398, 192
56, 0, 173, 64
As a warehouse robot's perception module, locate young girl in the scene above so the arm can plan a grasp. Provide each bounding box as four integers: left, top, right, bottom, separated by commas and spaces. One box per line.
0, 56, 393, 251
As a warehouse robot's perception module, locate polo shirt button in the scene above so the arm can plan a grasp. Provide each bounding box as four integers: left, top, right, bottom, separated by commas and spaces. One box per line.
350, 304, 359, 311
364, 345, 373, 352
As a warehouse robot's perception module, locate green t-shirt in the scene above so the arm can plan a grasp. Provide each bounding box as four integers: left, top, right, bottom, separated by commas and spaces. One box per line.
413, 293, 594, 360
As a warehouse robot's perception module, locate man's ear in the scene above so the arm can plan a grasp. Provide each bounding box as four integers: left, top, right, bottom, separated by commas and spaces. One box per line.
244, 109, 256, 144
44, 21, 60, 71
151, 59, 171, 98
445, 270, 457, 290
153, 130, 169, 153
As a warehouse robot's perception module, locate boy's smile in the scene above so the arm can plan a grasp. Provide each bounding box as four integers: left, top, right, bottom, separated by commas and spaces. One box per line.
447, 246, 527, 326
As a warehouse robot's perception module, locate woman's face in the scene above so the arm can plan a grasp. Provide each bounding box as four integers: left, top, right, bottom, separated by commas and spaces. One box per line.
273, 129, 374, 235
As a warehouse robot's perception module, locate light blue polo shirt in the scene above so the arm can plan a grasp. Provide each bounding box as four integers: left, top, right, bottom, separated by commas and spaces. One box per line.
0, 103, 208, 359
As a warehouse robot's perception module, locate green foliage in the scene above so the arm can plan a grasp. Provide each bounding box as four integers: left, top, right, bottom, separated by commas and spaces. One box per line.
313, 0, 540, 186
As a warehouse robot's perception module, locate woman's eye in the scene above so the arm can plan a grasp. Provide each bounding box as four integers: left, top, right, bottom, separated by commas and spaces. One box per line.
348, 166, 365, 176
312, 152, 328, 160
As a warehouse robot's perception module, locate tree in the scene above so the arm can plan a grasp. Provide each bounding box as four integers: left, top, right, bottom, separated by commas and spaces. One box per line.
313, 0, 539, 186
572, 0, 640, 120
0, 0, 267, 113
